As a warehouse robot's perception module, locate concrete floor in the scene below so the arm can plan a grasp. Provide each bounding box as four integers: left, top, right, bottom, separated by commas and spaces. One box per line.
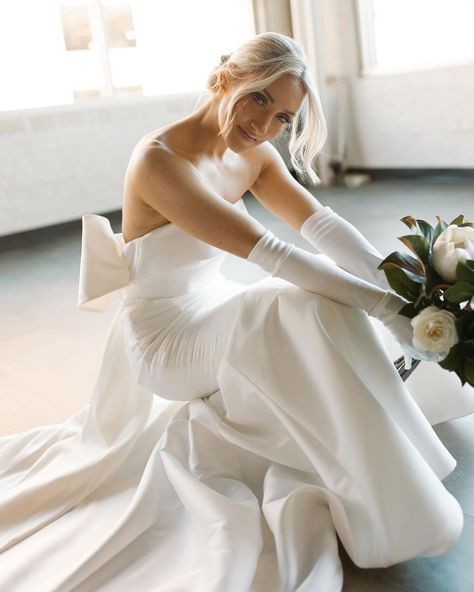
1, 176, 473, 591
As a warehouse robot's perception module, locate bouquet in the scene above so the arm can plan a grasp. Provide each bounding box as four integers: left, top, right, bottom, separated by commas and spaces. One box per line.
378, 214, 474, 387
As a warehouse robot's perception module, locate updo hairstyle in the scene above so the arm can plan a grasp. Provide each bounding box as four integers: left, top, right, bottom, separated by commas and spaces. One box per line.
207, 32, 327, 184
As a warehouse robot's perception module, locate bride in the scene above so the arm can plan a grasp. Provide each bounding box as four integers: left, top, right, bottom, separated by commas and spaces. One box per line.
0, 32, 468, 592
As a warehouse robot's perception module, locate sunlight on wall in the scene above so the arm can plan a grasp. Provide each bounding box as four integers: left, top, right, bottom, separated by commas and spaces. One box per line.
372, 0, 474, 72
0, 0, 254, 112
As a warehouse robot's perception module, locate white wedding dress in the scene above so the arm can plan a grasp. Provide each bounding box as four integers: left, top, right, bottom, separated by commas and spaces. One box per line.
0, 197, 472, 592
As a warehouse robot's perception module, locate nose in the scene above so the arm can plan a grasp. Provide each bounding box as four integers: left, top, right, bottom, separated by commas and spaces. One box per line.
249, 113, 272, 136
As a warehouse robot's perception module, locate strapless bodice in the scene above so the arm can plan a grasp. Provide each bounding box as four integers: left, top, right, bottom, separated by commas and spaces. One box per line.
77, 198, 248, 310
122, 198, 247, 299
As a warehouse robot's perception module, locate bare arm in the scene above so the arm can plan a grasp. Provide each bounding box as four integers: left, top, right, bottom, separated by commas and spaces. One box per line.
131, 145, 268, 259
250, 142, 323, 233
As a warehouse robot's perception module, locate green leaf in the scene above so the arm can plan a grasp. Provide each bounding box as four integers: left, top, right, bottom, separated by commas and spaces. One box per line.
460, 340, 474, 358
455, 367, 467, 386
398, 235, 430, 266
459, 222, 474, 229
450, 214, 465, 225
439, 343, 461, 371
455, 312, 474, 338
399, 302, 419, 319
383, 267, 424, 301
400, 215, 418, 230
444, 281, 474, 304
416, 219, 434, 246
457, 261, 474, 284
433, 220, 448, 245
378, 251, 425, 276
464, 358, 474, 386
425, 267, 447, 297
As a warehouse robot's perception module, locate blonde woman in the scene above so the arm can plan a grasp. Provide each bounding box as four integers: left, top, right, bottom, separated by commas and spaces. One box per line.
0, 33, 463, 592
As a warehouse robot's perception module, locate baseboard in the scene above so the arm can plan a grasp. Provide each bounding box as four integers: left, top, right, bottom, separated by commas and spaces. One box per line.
0, 210, 122, 252
339, 166, 474, 180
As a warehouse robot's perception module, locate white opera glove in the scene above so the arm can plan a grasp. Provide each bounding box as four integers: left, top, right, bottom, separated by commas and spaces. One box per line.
247, 229, 405, 324
300, 206, 390, 290
300, 207, 419, 368
247, 230, 434, 366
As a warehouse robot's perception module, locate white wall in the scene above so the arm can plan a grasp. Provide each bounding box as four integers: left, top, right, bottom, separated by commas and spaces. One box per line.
340, 0, 474, 168
290, 0, 474, 171
0, 94, 199, 236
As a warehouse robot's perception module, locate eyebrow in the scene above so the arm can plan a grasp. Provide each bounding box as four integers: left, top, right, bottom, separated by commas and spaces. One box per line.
262, 89, 296, 116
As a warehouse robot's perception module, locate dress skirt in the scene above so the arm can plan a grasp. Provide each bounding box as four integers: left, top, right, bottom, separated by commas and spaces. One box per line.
0, 275, 464, 592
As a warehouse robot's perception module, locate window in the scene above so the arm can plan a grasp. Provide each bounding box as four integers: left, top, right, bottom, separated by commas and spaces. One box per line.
0, 0, 254, 112
356, 0, 474, 74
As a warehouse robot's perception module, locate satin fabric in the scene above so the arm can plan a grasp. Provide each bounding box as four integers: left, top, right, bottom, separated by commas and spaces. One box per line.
0, 197, 471, 591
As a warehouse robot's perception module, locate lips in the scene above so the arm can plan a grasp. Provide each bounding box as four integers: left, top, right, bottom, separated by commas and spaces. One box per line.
238, 126, 257, 142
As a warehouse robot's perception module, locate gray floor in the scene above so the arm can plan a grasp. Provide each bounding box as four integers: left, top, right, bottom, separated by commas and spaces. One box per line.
1, 175, 473, 591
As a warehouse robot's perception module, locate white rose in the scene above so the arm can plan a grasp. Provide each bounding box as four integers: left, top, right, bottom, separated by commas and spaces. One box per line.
432, 225, 474, 283
411, 305, 459, 356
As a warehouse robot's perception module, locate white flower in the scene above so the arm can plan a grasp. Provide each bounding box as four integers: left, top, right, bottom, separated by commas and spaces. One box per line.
411, 305, 459, 356
432, 225, 474, 283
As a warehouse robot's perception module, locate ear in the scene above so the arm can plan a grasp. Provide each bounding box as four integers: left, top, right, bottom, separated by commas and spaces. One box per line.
218, 71, 228, 93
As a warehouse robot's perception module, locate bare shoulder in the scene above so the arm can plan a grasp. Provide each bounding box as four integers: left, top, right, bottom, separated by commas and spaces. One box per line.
250, 141, 289, 192
123, 135, 267, 258
253, 140, 283, 167
248, 142, 320, 233
126, 134, 197, 200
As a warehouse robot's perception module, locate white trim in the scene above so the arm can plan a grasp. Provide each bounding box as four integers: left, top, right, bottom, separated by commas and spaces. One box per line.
289, 0, 333, 185
89, 0, 115, 98
354, 0, 377, 75
360, 58, 474, 78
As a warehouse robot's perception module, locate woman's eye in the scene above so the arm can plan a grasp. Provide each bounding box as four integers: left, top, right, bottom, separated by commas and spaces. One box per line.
253, 93, 266, 105
278, 115, 291, 124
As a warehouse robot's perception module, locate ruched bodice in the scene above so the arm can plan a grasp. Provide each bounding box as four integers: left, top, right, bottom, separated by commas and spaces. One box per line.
122, 198, 248, 299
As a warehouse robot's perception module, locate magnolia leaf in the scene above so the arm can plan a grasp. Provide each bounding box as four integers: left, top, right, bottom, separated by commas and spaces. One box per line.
416, 219, 434, 246
383, 267, 424, 301
432, 220, 448, 245
378, 251, 425, 276
457, 261, 474, 284
459, 222, 474, 229
439, 343, 461, 371
425, 265, 447, 296
455, 312, 474, 338
461, 340, 474, 357
400, 215, 418, 230
455, 367, 467, 386
398, 235, 430, 265
399, 302, 419, 319
450, 214, 465, 225
414, 292, 429, 307
444, 281, 474, 304
465, 359, 474, 386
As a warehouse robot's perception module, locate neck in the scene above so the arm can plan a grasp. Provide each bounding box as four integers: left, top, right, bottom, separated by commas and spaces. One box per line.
186, 95, 230, 160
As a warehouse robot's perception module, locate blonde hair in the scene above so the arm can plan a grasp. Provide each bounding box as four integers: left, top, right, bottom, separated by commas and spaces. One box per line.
207, 32, 327, 185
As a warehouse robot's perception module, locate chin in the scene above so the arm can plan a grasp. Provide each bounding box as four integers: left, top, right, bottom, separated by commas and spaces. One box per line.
229, 143, 254, 154
227, 128, 260, 153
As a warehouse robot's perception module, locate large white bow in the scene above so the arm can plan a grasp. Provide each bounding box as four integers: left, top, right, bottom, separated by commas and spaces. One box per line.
77, 214, 130, 312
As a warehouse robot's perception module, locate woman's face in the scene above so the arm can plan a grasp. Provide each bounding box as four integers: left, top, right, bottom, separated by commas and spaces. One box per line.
219, 73, 306, 152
